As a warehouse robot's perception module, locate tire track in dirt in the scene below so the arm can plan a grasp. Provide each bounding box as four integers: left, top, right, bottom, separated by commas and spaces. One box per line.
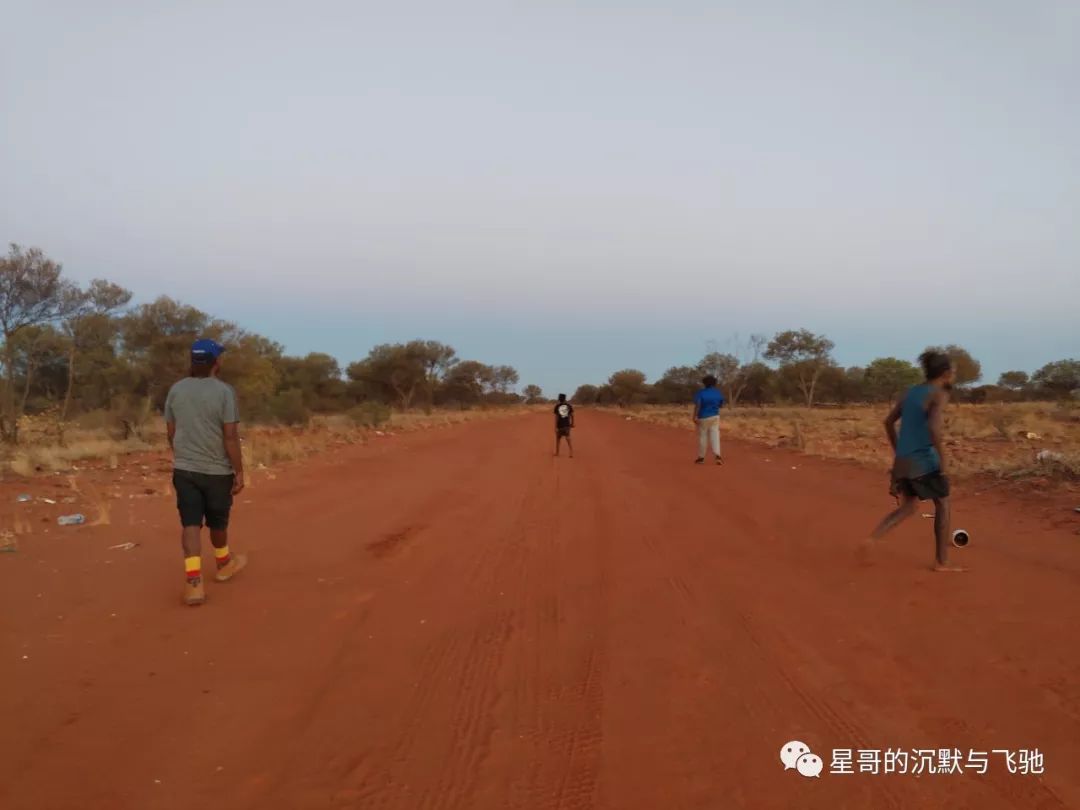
596, 457, 901, 808
289, 431, 559, 810
675, 442, 1075, 810
461, 453, 608, 810
5, 411, 1080, 810
597, 413, 1080, 809
540, 462, 607, 810
222, 431, 526, 809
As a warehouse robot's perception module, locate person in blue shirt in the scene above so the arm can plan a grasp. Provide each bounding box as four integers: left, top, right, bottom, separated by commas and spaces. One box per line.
691, 375, 726, 465
863, 350, 965, 572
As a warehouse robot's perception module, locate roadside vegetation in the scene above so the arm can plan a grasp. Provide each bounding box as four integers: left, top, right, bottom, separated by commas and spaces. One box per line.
1, 244, 540, 477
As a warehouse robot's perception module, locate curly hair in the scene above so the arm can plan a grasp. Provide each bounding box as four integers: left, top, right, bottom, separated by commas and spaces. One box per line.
919, 350, 952, 381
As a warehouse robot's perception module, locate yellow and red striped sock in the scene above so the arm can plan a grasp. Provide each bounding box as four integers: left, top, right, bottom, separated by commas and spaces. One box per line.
214, 546, 231, 569
185, 556, 202, 582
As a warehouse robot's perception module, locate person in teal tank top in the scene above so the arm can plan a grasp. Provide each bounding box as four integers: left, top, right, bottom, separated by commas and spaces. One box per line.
862, 350, 965, 572
894, 382, 942, 478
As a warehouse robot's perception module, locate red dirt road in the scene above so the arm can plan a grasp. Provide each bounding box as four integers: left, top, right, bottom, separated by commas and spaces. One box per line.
3, 412, 1079, 809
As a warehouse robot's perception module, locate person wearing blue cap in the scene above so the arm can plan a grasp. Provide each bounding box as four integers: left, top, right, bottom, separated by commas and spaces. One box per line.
164, 338, 248, 606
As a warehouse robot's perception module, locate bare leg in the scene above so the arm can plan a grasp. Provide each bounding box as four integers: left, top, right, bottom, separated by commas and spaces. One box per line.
566, 435, 574, 458
857, 493, 916, 565
931, 496, 965, 572
870, 494, 918, 539
181, 525, 201, 559
554, 433, 561, 457
210, 528, 228, 552
180, 525, 206, 603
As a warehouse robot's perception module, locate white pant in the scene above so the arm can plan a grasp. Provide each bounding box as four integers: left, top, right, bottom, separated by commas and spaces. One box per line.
697, 416, 721, 457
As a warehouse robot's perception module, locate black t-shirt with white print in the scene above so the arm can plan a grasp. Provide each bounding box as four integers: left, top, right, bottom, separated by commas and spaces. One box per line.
554, 402, 574, 428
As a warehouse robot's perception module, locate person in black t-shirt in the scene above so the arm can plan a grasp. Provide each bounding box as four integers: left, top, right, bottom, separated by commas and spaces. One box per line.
553, 393, 575, 458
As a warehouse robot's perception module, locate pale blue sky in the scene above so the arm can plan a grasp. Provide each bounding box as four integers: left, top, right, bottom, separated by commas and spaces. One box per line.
3, 1, 1077, 395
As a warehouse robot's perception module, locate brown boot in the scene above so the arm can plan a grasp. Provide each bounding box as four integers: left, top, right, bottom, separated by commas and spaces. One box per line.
184, 576, 206, 606
214, 553, 248, 583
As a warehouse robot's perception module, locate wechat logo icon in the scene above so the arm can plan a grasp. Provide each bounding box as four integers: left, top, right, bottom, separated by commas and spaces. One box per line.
780, 741, 824, 778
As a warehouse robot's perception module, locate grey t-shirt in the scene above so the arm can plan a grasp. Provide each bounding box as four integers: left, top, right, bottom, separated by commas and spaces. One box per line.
164, 377, 240, 476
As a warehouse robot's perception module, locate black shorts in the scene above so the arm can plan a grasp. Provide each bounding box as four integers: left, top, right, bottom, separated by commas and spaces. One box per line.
173, 469, 234, 530
893, 471, 950, 501
556, 426, 572, 437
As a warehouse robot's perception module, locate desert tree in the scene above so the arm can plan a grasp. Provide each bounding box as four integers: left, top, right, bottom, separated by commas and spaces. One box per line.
0, 244, 80, 441
490, 365, 520, 394
278, 353, 347, 411
1032, 359, 1080, 398
863, 357, 922, 402
212, 327, 283, 420
923, 344, 981, 387
438, 360, 495, 406
724, 333, 768, 406
607, 369, 649, 406
840, 366, 868, 404
347, 343, 427, 410
8, 325, 68, 417
654, 366, 699, 404
572, 384, 600, 405
60, 279, 132, 425
120, 297, 211, 410
411, 340, 458, 410
737, 362, 776, 406
764, 329, 835, 408
695, 352, 739, 394
997, 370, 1030, 391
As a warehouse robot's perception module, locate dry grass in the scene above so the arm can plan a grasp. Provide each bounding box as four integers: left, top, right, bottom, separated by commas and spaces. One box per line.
7, 437, 153, 476
619, 401, 1080, 481
241, 408, 528, 469
3, 412, 159, 476
1, 406, 530, 478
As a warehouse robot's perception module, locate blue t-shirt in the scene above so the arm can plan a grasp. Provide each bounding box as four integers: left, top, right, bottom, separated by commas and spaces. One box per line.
694, 387, 725, 419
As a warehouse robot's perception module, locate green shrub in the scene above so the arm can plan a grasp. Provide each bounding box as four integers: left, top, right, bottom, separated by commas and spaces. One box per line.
349, 401, 392, 428
269, 389, 310, 426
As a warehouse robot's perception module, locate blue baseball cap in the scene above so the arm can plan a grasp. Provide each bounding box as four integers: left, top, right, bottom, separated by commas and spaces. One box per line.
191, 338, 226, 365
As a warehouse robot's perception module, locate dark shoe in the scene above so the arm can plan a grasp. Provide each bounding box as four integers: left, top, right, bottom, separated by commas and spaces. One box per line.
694, 457, 705, 465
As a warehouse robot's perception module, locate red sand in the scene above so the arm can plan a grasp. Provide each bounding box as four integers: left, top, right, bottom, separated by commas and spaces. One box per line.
2, 412, 1078, 809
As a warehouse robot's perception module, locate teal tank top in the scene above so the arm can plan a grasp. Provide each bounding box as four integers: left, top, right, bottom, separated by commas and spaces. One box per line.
895, 383, 941, 477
